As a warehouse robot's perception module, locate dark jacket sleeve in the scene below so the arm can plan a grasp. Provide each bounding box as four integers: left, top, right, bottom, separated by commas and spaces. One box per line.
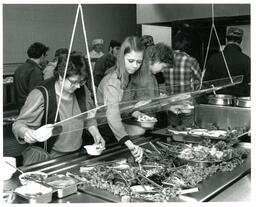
28, 68, 44, 92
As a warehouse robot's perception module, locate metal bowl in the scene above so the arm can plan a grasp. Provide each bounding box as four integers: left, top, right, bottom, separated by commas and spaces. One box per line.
234, 97, 251, 108
208, 94, 234, 106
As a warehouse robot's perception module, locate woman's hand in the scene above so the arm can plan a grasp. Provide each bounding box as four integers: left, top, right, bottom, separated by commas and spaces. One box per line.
88, 126, 106, 149
94, 135, 106, 149
125, 140, 143, 163
131, 145, 143, 163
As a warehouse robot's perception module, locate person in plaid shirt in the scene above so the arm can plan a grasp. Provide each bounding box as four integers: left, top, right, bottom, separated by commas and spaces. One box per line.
163, 31, 201, 95
164, 30, 202, 127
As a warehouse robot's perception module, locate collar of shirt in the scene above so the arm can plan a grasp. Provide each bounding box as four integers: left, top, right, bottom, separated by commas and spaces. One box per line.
224, 43, 242, 52
26, 59, 42, 69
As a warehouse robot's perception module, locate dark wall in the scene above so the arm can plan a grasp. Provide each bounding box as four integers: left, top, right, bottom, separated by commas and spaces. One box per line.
137, 4, 250, 24
3, 4, 136, 70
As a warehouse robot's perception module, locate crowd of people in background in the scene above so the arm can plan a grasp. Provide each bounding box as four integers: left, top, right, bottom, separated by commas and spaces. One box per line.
12, 26, 251, 165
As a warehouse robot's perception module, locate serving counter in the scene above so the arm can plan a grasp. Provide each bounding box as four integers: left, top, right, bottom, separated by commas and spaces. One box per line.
4, 134, 251, 203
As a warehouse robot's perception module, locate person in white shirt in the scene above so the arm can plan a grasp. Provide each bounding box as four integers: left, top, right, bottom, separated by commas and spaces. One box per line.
88, 38, 104, 59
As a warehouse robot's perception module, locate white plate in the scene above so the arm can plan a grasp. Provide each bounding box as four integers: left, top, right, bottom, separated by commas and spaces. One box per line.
130, 185, 154, 192
111, 164, 130, 170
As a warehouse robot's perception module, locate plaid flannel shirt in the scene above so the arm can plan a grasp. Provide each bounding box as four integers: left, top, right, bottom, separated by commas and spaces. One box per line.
163, 50, 202, 94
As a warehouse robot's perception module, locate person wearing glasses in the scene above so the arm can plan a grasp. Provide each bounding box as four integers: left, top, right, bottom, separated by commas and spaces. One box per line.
12, 53, 105, 165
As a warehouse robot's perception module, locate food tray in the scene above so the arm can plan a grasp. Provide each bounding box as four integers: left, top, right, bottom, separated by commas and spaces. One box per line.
168, 129, 228, 140
14, 183, 53, 203
44, 174, 80, 198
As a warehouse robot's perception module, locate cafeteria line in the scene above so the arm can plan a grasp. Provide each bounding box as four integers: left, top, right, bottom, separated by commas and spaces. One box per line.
2, 3, 251, 203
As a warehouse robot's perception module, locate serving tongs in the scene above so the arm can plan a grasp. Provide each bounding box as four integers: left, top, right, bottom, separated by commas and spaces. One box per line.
137, 172, 163, 191
148, 141, 162, 155
156, 141, 181, 156
66, 172, 88, 183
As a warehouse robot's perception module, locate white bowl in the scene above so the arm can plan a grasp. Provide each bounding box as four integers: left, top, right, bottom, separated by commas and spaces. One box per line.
3, 157, 16, 180
84, 145, 105, 156
124, 124, 146, 137
138, 119, 157, 129
19, 171, 48, 185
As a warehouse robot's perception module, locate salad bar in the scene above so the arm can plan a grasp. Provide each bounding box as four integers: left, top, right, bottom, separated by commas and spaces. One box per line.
4, 132, 250, 203
3, 102, 251, 203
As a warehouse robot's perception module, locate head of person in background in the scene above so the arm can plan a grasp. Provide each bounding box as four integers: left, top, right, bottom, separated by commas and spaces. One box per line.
43, 48, 68, 79
173, 30, 192, 55
54, 48, 68, 61
140, 35, 154, 49
142, 43, 173, 75
116, 36, 145, 89
226, 27, 243, 45
71, 50, 83, 56
27, 42, 49, 68
108, 40, 121, 57
92, 38, 104, 53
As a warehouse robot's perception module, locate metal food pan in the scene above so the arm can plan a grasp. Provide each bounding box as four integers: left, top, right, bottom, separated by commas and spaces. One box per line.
44, 174, 79, 198
234, 97, 251, 108
208, 94, 234, 106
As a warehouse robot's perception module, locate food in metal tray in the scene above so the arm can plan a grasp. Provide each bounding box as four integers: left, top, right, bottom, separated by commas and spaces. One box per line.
19, 171, 48, 185
45, 175, 78, 188
77, 141, 248, 202
168, 124, 248, 140
15, 182, 52, 199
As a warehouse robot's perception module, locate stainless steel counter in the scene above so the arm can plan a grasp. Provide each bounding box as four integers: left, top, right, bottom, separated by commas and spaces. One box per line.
4, 136, 251, 203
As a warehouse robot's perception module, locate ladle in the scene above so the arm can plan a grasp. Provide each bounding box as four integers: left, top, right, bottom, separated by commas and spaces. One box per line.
5, 161, 24, 174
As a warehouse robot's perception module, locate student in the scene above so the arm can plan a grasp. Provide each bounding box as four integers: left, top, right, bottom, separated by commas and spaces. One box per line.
165, 30, 201, 95
13, 53, 105, 165
127, 42, 194, 127
163, 30, 201, 127
43, 48, 68, 79
204, 27, 250, 97
88, 38, 105, 59
93, 40, 121, 87
14, 42, 49, 110
97, 36, 144, 163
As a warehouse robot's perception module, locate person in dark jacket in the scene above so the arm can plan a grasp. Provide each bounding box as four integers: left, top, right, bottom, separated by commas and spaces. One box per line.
13, 53, 105, 165
204, 27, 250, 97
14, 42, 49, 110
93, 40, 121, 87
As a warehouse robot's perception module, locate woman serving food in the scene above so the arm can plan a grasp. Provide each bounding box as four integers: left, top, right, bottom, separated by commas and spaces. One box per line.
97, 36, 145, 163
12, 53, 105, 165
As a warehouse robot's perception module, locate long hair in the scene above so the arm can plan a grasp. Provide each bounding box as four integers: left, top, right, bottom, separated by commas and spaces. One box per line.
116, 36, 144, 89
129, 43, 174, 98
